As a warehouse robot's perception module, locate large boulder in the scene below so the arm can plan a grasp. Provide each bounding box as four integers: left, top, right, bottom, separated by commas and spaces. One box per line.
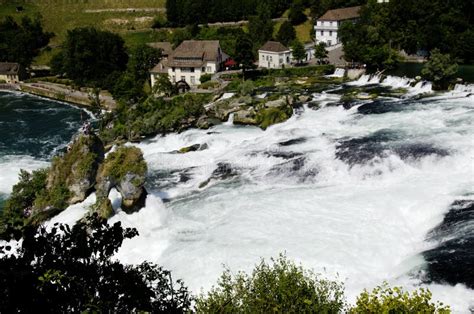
47, 132, 104, 205
95, 146, 147, 216
233, 108, 258, 126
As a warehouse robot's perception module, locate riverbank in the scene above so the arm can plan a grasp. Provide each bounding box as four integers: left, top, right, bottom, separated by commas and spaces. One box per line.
17, 81, 116, 110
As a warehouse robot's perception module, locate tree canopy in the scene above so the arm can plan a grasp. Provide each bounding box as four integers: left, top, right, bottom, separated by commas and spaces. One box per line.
339, 0, 474, 69
276, 21, 296, 47
291, 40, 307, 64
0, 214, 192, 313
166, 0, 291, 27
51, 27, 128, 86
421, 49, 458, 90
0, 15, 53, 66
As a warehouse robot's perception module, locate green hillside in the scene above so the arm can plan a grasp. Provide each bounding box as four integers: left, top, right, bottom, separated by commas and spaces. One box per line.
0, 0, 166, 64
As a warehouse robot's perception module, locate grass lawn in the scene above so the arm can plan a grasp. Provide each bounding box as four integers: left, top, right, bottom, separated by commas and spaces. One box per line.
274, 9, 313, 44
0, 0, 165, 64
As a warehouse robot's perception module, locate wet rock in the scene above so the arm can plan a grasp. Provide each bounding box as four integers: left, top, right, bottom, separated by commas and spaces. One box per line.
298, 95, 310, 103
95, 146, 147, 216
197, 115, 210, 129
278, 137, 307, 147
233, 108, 258, 126
264, 151, 303, 159
178, 143, 208, 154
199, 162, 238, 188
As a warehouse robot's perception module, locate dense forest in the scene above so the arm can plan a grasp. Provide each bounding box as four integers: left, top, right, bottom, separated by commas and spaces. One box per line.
0, 16, 52, 67
166, 0, 292, 26
340, 0, 474, 69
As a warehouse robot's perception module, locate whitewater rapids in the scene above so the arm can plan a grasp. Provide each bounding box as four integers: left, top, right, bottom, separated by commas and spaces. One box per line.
1, 80, 474, 311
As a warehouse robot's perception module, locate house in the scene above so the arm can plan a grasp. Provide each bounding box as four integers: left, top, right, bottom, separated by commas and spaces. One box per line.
258, 41, 316, 69
258, 41, 291, 69
0, 62, 26, 84
150, 40, 225, 88
314, 6, 361, 47
146, 42, 173, 60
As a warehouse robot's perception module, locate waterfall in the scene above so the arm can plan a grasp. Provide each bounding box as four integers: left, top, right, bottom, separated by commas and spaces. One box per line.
326, 68, 346, 78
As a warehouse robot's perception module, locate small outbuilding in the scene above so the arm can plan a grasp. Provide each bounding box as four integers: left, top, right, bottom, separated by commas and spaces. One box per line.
0, 62, 26, 84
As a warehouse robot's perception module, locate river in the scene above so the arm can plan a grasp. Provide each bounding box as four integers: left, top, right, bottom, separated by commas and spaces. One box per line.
1, 80, 473, 311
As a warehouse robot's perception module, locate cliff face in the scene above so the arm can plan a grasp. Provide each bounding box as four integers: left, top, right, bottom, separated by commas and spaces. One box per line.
46, 133, 105, 205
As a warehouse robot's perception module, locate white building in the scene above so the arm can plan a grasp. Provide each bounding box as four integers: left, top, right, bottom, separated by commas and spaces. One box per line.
150, 40, 225, 88
258, 41, 292, 69
258, 41, 316, 69
314, 6, 361, 47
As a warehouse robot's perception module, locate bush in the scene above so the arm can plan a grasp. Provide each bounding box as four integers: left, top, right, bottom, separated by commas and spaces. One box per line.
350, 283, 450, 313
421, 49, 458, 90
199, 80, 219, 90
0, 169, 48, 237
256, 104, 293, 130
200, 73, 212, 84
196, 254, 346, 313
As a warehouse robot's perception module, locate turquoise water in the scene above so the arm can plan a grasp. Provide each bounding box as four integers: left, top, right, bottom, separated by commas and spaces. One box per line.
0, 91, 86, 209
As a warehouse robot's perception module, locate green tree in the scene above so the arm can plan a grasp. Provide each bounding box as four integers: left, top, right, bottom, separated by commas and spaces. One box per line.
421, 49, 458, 90
196, 254, 346, 313
248, 3, 274, 49
350, 283, 450, 313
51, 27, 128, 87
276, 21, 296, 47
152, 74, 177, 97
0, 214, 192, 312
234, 34, 255, 79
314, 42, 328, 63
0, 16, 53, 66
291, 40, 307, 64
288, 0, 307, 25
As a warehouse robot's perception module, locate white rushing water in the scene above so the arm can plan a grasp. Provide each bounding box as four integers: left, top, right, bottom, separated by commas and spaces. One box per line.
1, 80, 474, 312
111, 85, 473, 311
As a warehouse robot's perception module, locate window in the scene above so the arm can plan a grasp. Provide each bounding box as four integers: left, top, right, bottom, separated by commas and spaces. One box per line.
206, 66, 212, 72
279, 58, 283, 64
191, 76, 195, 84
172, 67, 176, 72
269, 56, 273, 62
328, 40, 332, 46
321, 31, 324, 36
202, 67, 205, 72
172, 75, 176, 82
329, 31, 332, 36
181, 76, 185, 81
191, 68, 195, 73
266, 55, 269, 61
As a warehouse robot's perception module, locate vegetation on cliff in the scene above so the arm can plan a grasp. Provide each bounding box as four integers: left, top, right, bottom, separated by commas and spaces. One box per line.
100, 93, 210, 143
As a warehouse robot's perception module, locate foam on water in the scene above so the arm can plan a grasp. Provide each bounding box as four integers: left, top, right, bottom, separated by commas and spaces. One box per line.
110, 90, 473, 311
2, 83, 474, 311
0, 155, 49, 195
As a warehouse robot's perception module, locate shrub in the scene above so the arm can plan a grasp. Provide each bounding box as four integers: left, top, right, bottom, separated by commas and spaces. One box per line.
0, 169, 48, 237
350, 283, 451, 313
421, 49, 458, 90
196, 254, 346, 313
199, 80, 219, 90
200, 73, 212, 84
256, 104, 293, 130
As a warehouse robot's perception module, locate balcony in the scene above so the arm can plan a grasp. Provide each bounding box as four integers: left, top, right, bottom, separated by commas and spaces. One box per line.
314, 24, 338, 31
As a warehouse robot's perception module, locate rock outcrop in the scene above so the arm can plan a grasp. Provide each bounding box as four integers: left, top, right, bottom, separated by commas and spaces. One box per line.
95, 146, 148, 216
46, 133, 105, 205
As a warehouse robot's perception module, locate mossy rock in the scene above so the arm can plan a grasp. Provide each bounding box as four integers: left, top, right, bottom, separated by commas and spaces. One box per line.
95, 146, 148, 215
92, 197, 114, 219
46, 133, 104, 206
256, 104, 293, 130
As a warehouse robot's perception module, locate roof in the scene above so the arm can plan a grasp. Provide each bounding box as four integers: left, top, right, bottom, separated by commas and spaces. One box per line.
165, 40, 221, 68
259, 41, 289, 53
172, 40, 220, 61
147, 42, 173, 56
318, 6, 361, 21
0, 62, 21, 75
150, 60, 169, 74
